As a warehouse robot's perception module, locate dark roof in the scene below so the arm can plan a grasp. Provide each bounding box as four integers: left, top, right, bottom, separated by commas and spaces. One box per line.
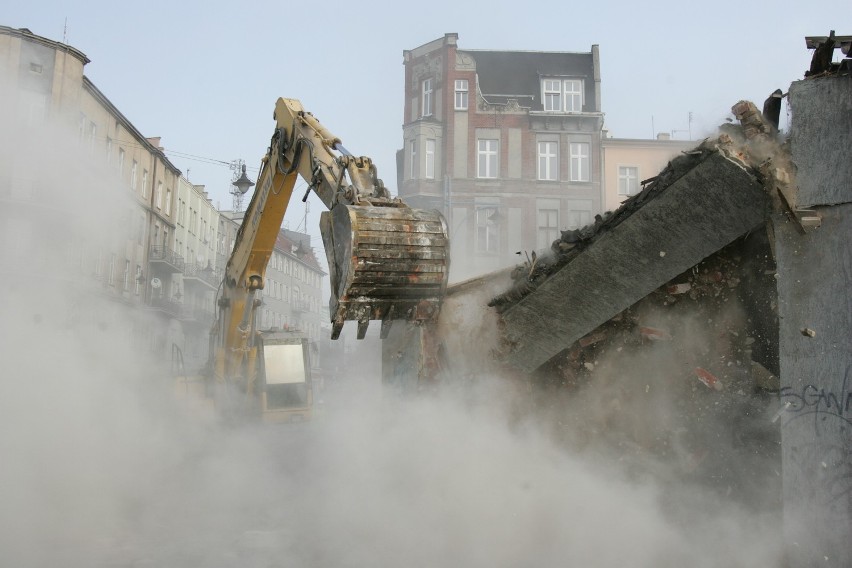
276, 229, 325, 274
462, 50, 594, 108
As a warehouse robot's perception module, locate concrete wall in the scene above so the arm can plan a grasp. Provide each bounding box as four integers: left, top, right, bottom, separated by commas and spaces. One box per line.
776, 75, 852, 568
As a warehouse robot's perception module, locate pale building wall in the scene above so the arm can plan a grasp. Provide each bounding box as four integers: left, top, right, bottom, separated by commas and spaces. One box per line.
601, 137, 696, 212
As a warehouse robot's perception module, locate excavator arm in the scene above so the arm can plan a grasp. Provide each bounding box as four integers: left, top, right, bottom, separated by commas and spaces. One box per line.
213, 98, 449, 395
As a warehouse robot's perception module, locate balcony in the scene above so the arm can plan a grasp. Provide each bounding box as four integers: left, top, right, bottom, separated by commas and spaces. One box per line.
149, 246, 185, 273
183, 263, 221, 290
148, 295, 182, 317
181, 304, 216, 327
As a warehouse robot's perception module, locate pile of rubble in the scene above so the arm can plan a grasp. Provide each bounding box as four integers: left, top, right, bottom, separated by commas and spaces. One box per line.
524, 233, 782, 508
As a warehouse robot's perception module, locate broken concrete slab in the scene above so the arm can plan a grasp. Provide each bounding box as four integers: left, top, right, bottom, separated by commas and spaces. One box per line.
500, 148, 771, 373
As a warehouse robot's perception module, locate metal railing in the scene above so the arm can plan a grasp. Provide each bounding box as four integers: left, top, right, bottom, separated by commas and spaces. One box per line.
183, 263, 221, 288
148, 295, 182, 316
149, 246, 185, 271
181, 305, 216, 324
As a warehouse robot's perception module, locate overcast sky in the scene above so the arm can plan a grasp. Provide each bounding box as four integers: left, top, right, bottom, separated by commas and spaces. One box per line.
5, 0, 846, 249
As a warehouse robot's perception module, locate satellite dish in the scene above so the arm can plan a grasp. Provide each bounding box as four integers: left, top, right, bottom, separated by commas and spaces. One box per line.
151, 277, 162, 289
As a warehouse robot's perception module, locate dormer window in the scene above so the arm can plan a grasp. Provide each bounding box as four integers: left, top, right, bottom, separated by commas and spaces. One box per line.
542, 78, 583, 112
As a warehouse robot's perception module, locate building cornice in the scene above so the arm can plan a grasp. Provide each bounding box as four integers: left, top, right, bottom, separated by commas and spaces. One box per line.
82, 76, 182, 176
0, 25, 90, 65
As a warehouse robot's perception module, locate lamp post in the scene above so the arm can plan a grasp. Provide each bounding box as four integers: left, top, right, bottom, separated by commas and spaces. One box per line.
230, 162, 255, 211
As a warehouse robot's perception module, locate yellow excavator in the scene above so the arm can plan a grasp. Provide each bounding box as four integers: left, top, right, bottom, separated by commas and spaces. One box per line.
210, 98, 449, 419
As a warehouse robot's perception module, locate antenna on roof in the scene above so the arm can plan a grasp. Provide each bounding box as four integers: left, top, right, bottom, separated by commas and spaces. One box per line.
62, 18, 67, 43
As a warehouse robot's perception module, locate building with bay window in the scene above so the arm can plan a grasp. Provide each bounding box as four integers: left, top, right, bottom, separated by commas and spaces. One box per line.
399, 33, 604, 281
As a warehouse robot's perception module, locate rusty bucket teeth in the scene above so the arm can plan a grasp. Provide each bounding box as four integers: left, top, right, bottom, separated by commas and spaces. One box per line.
320, 204, 449, 339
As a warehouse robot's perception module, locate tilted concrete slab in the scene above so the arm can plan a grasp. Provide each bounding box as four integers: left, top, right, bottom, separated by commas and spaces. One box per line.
501, 149, 771, 373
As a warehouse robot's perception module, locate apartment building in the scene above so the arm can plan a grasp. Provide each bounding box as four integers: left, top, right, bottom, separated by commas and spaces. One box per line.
400, 33, 604, 281
0, 25, 188, 359
173, 177, 222, 371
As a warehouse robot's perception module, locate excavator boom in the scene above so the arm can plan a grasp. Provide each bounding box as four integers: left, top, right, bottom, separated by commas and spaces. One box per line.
213, 98, 449, 400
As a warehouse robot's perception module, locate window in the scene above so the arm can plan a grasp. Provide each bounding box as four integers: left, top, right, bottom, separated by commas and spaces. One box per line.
425, 139, 435, 179
477, 139, 499, 179
141, 169, 149, 198
156, 181, 163, 209
165, 188, 172, 216
421, 78, 433, 117
454, 79, 468, 110
108, 254, 116, 286
564, 80, 583, 112
537, 207, 559, 250
475, 207, 499, 254
537, 141, 558, 181
543, 79, 562, 111
569, 142, 590, 182
542, 79, 584, 112
409, 139, 417, 179
106, 137, 113, 163
88, 122, 97, 152
123, 260, 130, 291
131, 161, 138, 192
94, 250, 103, 277
618, 166, 639, 196
118, 148, 125, 177
135, 265, 142, 295
78, 113, 86, 141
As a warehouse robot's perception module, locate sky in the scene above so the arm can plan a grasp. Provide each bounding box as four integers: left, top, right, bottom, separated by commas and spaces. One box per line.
3, 0, 846, 251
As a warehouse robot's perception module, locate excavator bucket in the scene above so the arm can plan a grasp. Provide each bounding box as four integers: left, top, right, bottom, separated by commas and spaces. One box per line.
320, 204, 449, 340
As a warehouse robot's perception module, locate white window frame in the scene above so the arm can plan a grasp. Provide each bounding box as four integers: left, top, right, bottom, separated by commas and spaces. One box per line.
141, 169, 149, 199
118, 148, 125, 177
542, 78, 584, 112
569, 142, 590, 182
475, 207, 499, 255
543, 79, 562, 112
563, 79, 583, 112
421, 78, 433, 117
156, 181, 163, 209
88, 122, 97, 152
618, 165, 640, 196
130, 160, 138, 192
409, 139, 417, 179
165, 188, 172, 216
537, 141, 558, 181
454, 79, 468, 110
537, 207, 559, 251
477, 139, 499, 179
425, 139, 435, 179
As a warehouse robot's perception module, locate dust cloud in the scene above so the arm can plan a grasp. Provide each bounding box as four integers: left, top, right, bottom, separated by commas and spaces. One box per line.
1, 120, 783, 567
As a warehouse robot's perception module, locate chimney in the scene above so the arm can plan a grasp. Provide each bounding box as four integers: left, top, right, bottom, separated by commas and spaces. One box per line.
656, 133, 671, 141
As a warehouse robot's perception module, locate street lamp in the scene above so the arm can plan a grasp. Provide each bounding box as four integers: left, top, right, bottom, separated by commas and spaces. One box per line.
231, 162, 255, 211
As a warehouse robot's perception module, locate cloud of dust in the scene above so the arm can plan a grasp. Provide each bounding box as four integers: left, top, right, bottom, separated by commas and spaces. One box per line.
1, 113, 783, 568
